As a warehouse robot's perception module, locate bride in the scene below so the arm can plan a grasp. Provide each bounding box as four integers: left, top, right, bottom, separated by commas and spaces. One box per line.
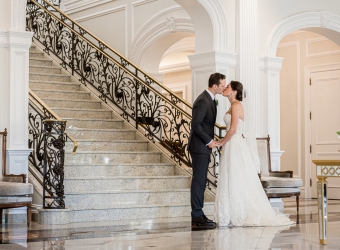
214, 80, 294, 227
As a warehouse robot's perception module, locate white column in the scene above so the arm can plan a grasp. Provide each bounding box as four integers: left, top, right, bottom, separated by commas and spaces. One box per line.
259, 56, 284, 171
0, 0, 33, 178
188, 51, 237, 125
236, 0, 259, 118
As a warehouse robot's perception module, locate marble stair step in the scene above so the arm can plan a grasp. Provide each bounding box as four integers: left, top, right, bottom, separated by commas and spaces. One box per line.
66, 128, 136, 140
64, 163, 175, 177
29, 58, 53, 66
54, 202, 214, 223
64, 189, 190, 207
29, 51, 45, 59
65, 151, 162, 164
29, 65, 62, 74
52, 107, 116, 119
65, 139, 149, 152
32, 89, 91, 100
42, 99, 101, 109
30, 72, 72, 82
30, 80, 81, 91
64, 176, 191, 192
66, 118, 124, 129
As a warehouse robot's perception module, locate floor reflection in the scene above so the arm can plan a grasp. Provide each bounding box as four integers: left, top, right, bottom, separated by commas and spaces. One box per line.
1, 198, 340, 249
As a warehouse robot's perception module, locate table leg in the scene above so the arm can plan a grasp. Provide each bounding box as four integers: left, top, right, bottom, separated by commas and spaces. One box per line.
317, 176, 328, 245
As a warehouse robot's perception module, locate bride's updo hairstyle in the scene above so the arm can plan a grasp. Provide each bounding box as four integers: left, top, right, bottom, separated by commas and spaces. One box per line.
230, 80, 243, 101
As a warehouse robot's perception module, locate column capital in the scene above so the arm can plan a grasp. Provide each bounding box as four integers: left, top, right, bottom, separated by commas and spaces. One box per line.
188, 51, 237, 70
0, 30, 33, 48
259, 56, 284, 72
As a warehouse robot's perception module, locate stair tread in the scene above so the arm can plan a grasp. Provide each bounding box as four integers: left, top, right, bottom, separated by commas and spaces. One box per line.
29, 65, 61, 69
29, 58, 52, 61
65, 202, 206, 210
65, 151, 160, 154
65, 117, 123, 122
65, 189, 189, 195
51, 107, 110, 112
66, 128, 133, 132
43, 99, 100, 103
64, 163, 174, 166
66, 139, 146, 142
29, 72, 70, 77
65, 175, 188, 180
68, 200, 215, 211
30, 80, 80, 85
31, 88, 89, 94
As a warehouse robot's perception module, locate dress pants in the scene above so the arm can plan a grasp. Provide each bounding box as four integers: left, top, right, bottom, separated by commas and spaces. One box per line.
190, 151, 210, 219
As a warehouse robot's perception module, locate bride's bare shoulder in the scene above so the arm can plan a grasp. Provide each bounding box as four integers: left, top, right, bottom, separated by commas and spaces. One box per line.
231, 101, 242, 110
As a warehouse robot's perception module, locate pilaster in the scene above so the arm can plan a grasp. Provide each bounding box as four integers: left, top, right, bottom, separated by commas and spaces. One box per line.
236, 0, 259, 145
0, 0, 33, 223
259, 56, 284, 170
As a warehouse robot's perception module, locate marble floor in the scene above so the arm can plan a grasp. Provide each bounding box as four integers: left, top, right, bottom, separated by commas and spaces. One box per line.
1, 198, 340, 249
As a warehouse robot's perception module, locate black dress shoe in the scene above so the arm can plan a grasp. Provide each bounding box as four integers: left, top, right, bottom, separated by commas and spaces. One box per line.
202, 215, 215, 223
191, 222, 216, 231
191, 216, 216, 231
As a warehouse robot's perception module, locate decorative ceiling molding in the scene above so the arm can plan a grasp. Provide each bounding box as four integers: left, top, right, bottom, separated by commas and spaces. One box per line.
159, 62, 191, 73
73, 5, 126, 23
130, 17, 194, 65
132, 5, 183, 41
63, 0, 114, 15
197, 0, 228, 52
131, 0, 157, 8
267, 11, 340, 56
162, 37, 195, 60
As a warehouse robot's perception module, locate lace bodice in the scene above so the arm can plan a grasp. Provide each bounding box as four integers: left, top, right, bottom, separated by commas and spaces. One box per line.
224, 113, 245, 135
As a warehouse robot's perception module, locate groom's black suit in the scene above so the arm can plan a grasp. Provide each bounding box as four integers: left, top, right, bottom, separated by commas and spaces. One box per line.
188, 90, 217, 219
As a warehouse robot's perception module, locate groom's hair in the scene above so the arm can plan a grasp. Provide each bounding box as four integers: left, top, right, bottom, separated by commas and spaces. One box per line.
208, 73, 226, 88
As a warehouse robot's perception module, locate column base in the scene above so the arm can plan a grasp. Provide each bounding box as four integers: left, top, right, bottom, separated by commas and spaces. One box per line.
6, 149, 32, 177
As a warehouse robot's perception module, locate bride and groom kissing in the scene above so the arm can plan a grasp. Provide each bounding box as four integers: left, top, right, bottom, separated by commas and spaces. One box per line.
188, 73, 294, 231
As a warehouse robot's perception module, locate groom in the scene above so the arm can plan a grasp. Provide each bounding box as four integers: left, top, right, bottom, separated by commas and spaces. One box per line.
188, 72, 226, 230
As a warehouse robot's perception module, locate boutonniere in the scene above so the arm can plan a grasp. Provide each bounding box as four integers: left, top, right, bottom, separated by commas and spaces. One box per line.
215, 99, 219, 106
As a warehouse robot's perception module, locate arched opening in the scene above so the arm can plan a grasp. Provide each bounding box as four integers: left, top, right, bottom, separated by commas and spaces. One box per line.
131, 0, 228, 104
267, 12, 340, 199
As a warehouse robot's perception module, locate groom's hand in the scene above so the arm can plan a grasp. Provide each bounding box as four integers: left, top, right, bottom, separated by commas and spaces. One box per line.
207, 140, 217, 148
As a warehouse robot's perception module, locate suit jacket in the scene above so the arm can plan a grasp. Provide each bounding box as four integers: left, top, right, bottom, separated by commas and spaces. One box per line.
188, 90, 217, 155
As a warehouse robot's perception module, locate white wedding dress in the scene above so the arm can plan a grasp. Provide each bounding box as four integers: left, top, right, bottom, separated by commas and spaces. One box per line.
214, 113, 294, 227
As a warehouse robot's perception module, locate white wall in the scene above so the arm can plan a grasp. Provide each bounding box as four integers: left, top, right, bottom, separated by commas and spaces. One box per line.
277, 30, 340, 184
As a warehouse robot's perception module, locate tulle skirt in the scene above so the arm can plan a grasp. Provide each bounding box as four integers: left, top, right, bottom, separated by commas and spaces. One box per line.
214, 133, 295, 227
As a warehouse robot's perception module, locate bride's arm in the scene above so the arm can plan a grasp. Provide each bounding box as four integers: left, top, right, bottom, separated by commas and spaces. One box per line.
217, 103, 241, 146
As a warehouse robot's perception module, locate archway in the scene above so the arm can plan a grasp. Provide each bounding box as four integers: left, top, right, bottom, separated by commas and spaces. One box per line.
266, 11, 340, 198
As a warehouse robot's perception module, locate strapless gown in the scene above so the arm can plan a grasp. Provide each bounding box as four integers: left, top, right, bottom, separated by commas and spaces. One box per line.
214, 113, 294, 227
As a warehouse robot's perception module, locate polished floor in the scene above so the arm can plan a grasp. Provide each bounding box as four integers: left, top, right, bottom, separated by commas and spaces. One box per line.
1, 198, 340, 249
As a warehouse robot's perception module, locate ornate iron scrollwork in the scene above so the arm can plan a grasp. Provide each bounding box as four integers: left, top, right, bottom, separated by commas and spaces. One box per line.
26, 0, 223, 192
42, 119, 67, 209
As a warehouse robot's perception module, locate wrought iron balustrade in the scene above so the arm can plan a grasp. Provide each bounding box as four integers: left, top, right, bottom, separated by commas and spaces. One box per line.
26, 0, 225, 193
28, 90, 77, 208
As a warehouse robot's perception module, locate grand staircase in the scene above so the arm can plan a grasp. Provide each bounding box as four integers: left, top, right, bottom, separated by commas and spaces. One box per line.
28, 43, 214, 224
